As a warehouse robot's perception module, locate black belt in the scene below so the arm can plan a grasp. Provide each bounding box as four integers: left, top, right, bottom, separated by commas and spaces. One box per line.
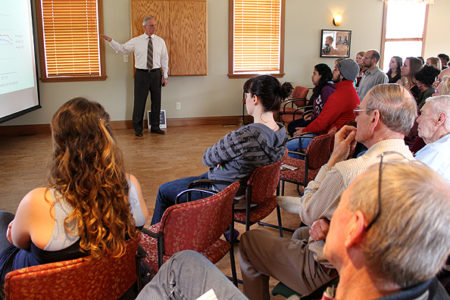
136, 68, 160, 73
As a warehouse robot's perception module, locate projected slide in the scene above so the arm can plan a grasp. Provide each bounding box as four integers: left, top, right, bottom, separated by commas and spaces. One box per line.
0, 0, 39, 122
0, 1, 35, 95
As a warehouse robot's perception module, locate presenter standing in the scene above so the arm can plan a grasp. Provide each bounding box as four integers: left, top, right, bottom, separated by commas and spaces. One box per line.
101, 17, 168, 136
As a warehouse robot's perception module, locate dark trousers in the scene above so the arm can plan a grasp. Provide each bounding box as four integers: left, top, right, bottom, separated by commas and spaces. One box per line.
0, 211, 14, 253
133, 69, 162, 134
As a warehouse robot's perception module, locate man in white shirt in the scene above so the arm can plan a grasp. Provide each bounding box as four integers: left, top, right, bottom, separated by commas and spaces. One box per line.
415, 95, 450, 183
101, 17, 169, 136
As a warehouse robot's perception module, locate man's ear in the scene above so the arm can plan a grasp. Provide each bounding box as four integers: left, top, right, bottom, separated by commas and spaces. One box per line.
344, 210, 366, 248
436, 112, 447, 127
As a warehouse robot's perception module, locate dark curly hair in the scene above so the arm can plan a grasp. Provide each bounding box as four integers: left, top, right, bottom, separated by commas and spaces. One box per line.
48, 97, 138, 259
310, 63, 333, 103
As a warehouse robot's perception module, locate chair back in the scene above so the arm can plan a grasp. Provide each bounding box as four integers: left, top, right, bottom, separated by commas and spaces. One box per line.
291, 86, 309, 107
247, 159, 282, 205
4, 238, 139, 300
160, 182, 239, 256
305, 131, 335, 170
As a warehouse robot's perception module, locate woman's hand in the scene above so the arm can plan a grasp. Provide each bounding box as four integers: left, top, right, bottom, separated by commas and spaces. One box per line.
293, 127, 305, 137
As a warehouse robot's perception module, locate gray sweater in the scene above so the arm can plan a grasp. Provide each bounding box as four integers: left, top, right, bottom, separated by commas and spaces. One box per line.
202, 123, 287, 195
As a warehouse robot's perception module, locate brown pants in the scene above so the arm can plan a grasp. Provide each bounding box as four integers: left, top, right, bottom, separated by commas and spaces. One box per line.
239, 227, 337, 300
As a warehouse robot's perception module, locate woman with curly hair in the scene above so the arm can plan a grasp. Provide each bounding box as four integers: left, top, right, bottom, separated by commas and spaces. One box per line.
0, 98, 148, 283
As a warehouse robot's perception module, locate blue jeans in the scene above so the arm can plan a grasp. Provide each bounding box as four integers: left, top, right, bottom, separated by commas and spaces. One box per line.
151, 173, 214, 225
136, 250, 247, 300
286, 136, 314, 159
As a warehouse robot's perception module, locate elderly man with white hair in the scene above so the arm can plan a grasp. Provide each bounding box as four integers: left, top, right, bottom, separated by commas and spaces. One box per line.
415, 95, 450, 183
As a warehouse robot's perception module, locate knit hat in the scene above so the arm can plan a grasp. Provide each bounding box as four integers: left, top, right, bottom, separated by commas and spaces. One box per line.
337, 59, 359, 82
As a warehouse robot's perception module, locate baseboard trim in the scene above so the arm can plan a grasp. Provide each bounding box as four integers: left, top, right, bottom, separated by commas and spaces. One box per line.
0, 115, 254, 136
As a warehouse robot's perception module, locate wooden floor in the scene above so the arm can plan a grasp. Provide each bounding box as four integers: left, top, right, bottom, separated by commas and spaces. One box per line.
0, 124, 302, 299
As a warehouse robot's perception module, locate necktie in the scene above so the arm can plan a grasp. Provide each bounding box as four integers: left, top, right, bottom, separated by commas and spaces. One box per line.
147, 36, 153, 70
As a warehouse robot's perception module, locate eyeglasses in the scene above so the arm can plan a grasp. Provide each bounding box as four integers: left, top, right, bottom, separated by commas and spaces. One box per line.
353, 108, 367, 117
365, 153, 384, 231
365, 151, 410, 232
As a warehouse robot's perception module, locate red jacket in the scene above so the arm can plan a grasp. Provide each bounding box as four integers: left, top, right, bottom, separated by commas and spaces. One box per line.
304, 80, 360, 133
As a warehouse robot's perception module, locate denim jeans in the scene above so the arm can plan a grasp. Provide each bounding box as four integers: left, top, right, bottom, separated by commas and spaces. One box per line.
286, 136, 315, 159
136, 250, 247, 300
151, 173, 214, 225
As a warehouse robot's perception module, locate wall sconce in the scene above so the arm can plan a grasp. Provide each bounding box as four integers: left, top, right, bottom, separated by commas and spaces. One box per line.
333, 13, 342, 26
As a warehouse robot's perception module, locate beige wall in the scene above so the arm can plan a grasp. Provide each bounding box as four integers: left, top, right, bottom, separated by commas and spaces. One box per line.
3, 0, 448, 126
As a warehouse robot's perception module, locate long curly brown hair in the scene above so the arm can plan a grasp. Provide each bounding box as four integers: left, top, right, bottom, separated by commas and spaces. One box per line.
48, 97, 137, 259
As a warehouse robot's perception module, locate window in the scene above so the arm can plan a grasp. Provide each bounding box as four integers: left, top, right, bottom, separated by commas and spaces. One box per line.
380, 1, 428, 71
36, 0, 106, 81
229, 0, 285, 78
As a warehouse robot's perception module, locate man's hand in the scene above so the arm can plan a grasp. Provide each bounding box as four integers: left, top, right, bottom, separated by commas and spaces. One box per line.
162, 78, 168, 87
327, 125, 357, 168
309, 219, 330, 241
293, 127, 305, 137
99, 34, 112, 42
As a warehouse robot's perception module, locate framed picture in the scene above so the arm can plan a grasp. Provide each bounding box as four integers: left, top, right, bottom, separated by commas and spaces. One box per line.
320, 29, 351, 58
148, 109, 167, 129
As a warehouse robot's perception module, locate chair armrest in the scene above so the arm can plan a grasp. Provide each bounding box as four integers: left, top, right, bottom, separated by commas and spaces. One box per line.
139, 227, 160, 239
281, 98, 307, 113
187, 179, 234, 189
175, 188, 217, 204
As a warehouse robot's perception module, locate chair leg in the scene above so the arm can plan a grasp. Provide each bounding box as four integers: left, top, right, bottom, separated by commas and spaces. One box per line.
228, 220, 238, 286
276, 205, 283, 237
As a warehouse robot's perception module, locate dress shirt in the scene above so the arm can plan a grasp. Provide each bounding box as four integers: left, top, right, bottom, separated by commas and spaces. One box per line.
415, 133, 450, 183
357, 67, 388, 101
109, 34, 169, 78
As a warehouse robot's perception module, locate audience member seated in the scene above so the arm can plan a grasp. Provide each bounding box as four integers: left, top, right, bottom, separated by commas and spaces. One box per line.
386, 56, 402, 83
287, 64, 335, 136
415, 95, 450, 183
415, 65, 440, 108
434, 76, 450, 96
357, 50, 388, 100
433, 68, 450, 94
355, 51, 367, 87
438, 53, 449, 70
0, 98, 148, 284
286, 59, 360, 157
239, 84, 417, 299
398, 56, 423, 100
137, 160, 450, 300
150, 75, 292, 225
426, 56, 442, 71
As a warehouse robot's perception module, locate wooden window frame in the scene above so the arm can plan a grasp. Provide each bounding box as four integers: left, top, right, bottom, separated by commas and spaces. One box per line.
379, 1, 428, 70
35, 0, 106, 82
228, 0, 285, 79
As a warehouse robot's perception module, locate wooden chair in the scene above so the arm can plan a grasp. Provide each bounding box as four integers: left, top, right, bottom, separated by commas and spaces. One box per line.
4, 238, 139, 300
139, 182, 240, 285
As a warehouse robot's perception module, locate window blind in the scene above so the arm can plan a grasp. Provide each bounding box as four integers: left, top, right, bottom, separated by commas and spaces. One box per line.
231, 0, 283, 76
38, 0, 104, 80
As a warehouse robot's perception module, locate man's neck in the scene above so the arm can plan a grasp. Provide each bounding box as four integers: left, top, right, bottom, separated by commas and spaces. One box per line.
366, 65, 377, 72
336, 266, 400, 300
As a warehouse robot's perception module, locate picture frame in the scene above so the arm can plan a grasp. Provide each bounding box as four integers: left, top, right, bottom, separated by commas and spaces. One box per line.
320, 29, 351, 58
148, 109, 167, 129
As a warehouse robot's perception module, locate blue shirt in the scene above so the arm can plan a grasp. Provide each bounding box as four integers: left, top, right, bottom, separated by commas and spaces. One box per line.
415, 134, 450, 183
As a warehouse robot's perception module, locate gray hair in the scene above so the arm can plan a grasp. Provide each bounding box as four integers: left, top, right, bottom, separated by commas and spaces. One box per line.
142, 16, 153, 25
365, 84, 417, 135
425, 95, 450, 131
348, 160, 450, 288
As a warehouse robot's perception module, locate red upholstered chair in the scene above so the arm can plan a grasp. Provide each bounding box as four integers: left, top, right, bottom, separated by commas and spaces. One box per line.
139, 182, 240, 284
4, 238, 139, 300
278, 86, 311, 125
233, 159, 284, 236
280, 130, 335, 196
